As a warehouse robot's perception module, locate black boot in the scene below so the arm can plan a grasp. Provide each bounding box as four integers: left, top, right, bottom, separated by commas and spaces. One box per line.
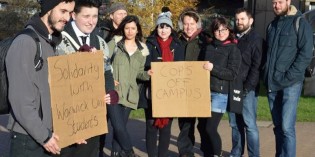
120, 150, 140, 157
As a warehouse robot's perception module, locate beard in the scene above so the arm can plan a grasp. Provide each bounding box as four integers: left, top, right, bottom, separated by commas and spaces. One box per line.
48, 11, 67, 32
236, 23, 250, 33
274, 5, 289, 16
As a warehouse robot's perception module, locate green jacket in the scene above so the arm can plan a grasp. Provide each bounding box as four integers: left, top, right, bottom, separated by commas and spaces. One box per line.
108, 36, 150, 109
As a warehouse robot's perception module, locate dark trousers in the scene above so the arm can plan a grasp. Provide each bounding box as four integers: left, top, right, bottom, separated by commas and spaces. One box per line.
57, 136, 100, 157
107, 104, 133, 154
177, 117, 210, 156
205, 112, 224, 156
145, 105, 173, 157
10, 132, 51, 157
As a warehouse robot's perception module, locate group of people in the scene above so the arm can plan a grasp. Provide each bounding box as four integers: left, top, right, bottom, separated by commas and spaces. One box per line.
5, 0, 313, 157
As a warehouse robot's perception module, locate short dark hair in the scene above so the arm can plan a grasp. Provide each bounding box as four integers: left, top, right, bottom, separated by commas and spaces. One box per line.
151, 23, 178, 37
115, 15, 143, 41
211, 17, 236, 41
235, 8, 253, 18
74, 0, 101, 13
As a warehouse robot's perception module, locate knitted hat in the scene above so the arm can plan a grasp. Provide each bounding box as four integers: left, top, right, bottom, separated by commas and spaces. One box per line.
156, 11, 173, 28
39, 0, 62, 17
107, 2, 127, 14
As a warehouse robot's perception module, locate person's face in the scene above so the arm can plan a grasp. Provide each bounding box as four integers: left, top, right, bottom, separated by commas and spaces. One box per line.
72, 7, 98, 34
47, 1, 75, 33
157, 25, 172, 41
110, 9, 127, 28
235, 12, 253, 33
183, 16, 198, 37
272, 0, 291, 16
214, 25, 229, 41
124, 21, 138, 40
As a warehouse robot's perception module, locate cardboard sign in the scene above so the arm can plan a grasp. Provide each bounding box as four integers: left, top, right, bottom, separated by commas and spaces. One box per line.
48, 51, 107, 148
151, 61, 211, 117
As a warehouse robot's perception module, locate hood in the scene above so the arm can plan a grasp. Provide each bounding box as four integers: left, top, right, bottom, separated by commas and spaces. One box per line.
288, 5, 301, 16
113, 35, 149, 57
25, 13, 62, 47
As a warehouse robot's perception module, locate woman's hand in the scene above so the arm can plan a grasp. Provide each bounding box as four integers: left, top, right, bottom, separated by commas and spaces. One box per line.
203, 61, 213, 71
114, 80, 120, 86
147, 69, 153, 76
76, 139, 87, 145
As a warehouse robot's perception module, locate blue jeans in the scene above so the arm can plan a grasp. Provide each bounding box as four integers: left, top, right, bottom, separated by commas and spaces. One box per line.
228, 90, 260, 157
211, 92, 228, 113
267, 81, 303, 157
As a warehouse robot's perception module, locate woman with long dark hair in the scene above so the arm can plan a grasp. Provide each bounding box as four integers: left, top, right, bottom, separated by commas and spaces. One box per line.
106, 15, 152, 157
203, 17, 242, 156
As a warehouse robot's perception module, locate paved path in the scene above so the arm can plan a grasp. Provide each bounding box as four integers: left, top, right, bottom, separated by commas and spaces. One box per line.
1, 115, 315, 157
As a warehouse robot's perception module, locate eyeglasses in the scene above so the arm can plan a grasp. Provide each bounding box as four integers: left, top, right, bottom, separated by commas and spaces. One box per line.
214, 28, 228, 34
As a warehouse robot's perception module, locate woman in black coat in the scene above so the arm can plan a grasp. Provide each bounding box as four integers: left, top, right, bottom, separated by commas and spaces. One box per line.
139, 11, 184, 157
203, 17, 242, 156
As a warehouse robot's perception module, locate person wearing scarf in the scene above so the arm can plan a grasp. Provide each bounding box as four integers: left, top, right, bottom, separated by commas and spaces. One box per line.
203, 17, 242, 157
140, 10, 184, 157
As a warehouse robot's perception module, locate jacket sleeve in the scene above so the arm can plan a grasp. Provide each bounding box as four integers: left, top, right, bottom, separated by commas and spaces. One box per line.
244, 36, 263, 91
285, 18, 314, 81
6, 35, 50, 145
212, 46, 242, 80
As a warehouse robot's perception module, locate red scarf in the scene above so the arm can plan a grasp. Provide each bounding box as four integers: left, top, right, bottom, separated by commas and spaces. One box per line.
157, 36, 173, 62
154, 36, 173, 128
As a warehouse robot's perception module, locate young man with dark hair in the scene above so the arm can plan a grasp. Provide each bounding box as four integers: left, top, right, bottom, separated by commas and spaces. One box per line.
57, 0, 117, 156
6, 0, 75, 156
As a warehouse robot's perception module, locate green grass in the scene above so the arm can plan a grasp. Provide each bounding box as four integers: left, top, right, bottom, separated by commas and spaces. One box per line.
131, 96, 315, 122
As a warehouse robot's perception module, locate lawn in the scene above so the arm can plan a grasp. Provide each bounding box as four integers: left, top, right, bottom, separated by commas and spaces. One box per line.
130, 96, 315, 122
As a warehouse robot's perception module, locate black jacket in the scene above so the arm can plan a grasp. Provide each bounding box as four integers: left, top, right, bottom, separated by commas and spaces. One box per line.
95, 19, 116, 43
237, 29, 263, 92
204, 39, 242, 94
138, 34, 185, 108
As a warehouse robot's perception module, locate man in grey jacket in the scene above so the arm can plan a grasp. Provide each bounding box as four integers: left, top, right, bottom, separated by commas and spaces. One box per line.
5, 0, 75, 156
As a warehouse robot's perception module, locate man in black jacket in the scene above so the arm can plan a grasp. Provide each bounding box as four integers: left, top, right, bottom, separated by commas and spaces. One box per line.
228, 8, 263, 157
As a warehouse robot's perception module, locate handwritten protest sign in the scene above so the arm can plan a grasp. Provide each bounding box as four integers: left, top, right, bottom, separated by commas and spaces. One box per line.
48, 51, 107, 148
151, 61, 211, 117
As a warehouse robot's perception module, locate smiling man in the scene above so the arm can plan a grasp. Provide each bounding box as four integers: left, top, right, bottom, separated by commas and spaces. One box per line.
5, 0, 75, 156
57, 0, 116, 156
263, 0, 313, 157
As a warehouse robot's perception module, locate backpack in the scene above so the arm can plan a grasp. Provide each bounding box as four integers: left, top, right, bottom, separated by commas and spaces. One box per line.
0, 28, 43, 114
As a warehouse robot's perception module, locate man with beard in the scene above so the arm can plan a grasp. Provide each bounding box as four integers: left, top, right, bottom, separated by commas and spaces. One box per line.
263, 0, 313, 157
5, 0, 75, 156
228, 8, 263, 157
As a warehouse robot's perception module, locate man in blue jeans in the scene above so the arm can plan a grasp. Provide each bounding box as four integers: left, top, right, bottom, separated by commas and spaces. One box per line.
263, 0, 313, 157
228, 8, 263, 157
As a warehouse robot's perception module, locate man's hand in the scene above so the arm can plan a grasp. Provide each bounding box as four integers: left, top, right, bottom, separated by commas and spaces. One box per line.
203, 61, 213, 71
43, 133, 60, 155
104, 94, 111, 104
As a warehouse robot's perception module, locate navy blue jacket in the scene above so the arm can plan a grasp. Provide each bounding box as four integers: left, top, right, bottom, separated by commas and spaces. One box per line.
237, 29, 263, 92
262, 6, 313, 92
